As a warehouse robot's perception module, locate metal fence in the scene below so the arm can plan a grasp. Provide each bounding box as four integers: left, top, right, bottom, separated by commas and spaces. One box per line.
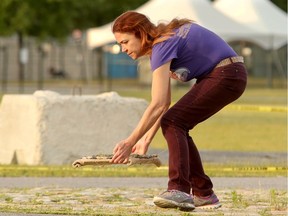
0, 36, 287, 93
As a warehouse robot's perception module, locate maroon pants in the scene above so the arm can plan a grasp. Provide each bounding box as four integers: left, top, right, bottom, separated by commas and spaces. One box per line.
160, 62, 247, 196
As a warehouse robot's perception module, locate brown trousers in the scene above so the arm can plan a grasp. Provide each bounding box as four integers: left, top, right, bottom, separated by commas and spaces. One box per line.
161, 62, 247, 196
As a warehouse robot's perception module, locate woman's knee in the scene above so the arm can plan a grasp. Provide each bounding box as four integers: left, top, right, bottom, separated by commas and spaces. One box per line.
160, 109, 175, 129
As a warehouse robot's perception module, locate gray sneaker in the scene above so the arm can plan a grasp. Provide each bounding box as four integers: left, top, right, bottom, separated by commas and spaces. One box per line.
153, 190, 195, 211
194, 192, 222, 209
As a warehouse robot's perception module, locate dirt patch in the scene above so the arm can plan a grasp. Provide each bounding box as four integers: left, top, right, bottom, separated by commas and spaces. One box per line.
0, 186, 286, 215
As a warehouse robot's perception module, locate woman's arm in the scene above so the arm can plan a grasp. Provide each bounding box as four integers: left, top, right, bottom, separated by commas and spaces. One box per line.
111, 61, 171, 163
132, 81, 171, 155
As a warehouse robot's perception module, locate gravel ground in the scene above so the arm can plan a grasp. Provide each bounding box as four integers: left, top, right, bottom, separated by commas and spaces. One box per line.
0, 150, 287, 215
0, 177, 287, 216
0, 187, 287, 216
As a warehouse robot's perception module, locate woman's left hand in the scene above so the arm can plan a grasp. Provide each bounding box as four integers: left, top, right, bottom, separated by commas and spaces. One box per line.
132, 138, 149, 155
111, 140, 133, 164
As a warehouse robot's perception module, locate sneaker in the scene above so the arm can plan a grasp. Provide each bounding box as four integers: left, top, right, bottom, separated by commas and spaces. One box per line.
194, 193, 222, 209
153, 190, 195, 211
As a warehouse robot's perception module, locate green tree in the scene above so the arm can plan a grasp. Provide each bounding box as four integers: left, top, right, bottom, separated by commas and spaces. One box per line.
0, 0, 148, 91
271, 0, 287, 12
0, 0, 148, 39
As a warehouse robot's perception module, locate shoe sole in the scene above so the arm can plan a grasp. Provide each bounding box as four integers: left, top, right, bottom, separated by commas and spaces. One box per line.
195, 202, 222, 209
153, 197, 195, 211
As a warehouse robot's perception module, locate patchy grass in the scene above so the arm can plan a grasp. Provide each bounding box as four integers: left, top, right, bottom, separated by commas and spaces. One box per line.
231, 190, 249, 208
0, 187, 286, 215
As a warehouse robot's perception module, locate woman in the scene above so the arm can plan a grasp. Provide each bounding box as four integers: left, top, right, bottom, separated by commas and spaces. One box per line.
111, 11, 247, 211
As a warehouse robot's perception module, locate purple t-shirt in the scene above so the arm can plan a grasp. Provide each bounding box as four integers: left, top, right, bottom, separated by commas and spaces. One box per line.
150, 23, 237, 81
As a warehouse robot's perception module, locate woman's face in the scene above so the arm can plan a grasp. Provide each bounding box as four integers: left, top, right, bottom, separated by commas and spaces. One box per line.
114, 32, 143, 60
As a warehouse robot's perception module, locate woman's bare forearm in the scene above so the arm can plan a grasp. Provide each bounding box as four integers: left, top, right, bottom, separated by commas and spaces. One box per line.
127, 102, 169, 146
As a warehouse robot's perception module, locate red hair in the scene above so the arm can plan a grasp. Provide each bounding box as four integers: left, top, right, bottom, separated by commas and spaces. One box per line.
112, 11, 192, 55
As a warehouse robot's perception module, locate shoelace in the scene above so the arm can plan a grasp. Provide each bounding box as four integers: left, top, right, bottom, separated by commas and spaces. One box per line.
166, 190, 191, 198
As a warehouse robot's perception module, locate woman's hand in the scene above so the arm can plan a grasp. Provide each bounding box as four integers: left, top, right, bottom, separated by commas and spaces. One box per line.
111, 139, 133, 164
132, 138, 150, 155
111, 61, 171, 164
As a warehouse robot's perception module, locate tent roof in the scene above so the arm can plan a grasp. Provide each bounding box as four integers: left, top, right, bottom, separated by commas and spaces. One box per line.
137, 0, 257, 36
86, 0, 284, 49
213, 0, 287, 49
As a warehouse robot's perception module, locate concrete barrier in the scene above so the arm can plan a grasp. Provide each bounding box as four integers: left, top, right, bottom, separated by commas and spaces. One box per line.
0, 91, 148, 165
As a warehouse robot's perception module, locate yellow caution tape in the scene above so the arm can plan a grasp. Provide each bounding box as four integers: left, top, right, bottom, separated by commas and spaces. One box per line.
157, 166, 287, 172
222, 167, 287, 171
225, 104, 287, 113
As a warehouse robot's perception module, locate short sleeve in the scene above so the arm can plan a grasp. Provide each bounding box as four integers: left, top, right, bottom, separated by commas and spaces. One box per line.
150, 36, 179, 71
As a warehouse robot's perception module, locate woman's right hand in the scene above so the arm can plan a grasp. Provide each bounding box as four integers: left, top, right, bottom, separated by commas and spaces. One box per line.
111, 139, 133, 164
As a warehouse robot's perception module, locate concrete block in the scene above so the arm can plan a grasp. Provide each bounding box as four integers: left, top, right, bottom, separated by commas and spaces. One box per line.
0, 91, 147, 165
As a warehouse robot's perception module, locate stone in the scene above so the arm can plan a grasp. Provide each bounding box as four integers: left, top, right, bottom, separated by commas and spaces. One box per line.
0, 91, 147, 165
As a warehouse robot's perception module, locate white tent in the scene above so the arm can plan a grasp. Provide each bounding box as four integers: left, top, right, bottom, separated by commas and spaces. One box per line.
213, 0, 287, 50
87, 0, 259, 49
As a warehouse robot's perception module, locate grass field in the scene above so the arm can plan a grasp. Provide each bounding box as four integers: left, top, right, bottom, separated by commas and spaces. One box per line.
117, 87, 287, 152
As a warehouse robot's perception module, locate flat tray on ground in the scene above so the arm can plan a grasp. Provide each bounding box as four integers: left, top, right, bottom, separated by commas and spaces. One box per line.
72, 154, 161, 168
